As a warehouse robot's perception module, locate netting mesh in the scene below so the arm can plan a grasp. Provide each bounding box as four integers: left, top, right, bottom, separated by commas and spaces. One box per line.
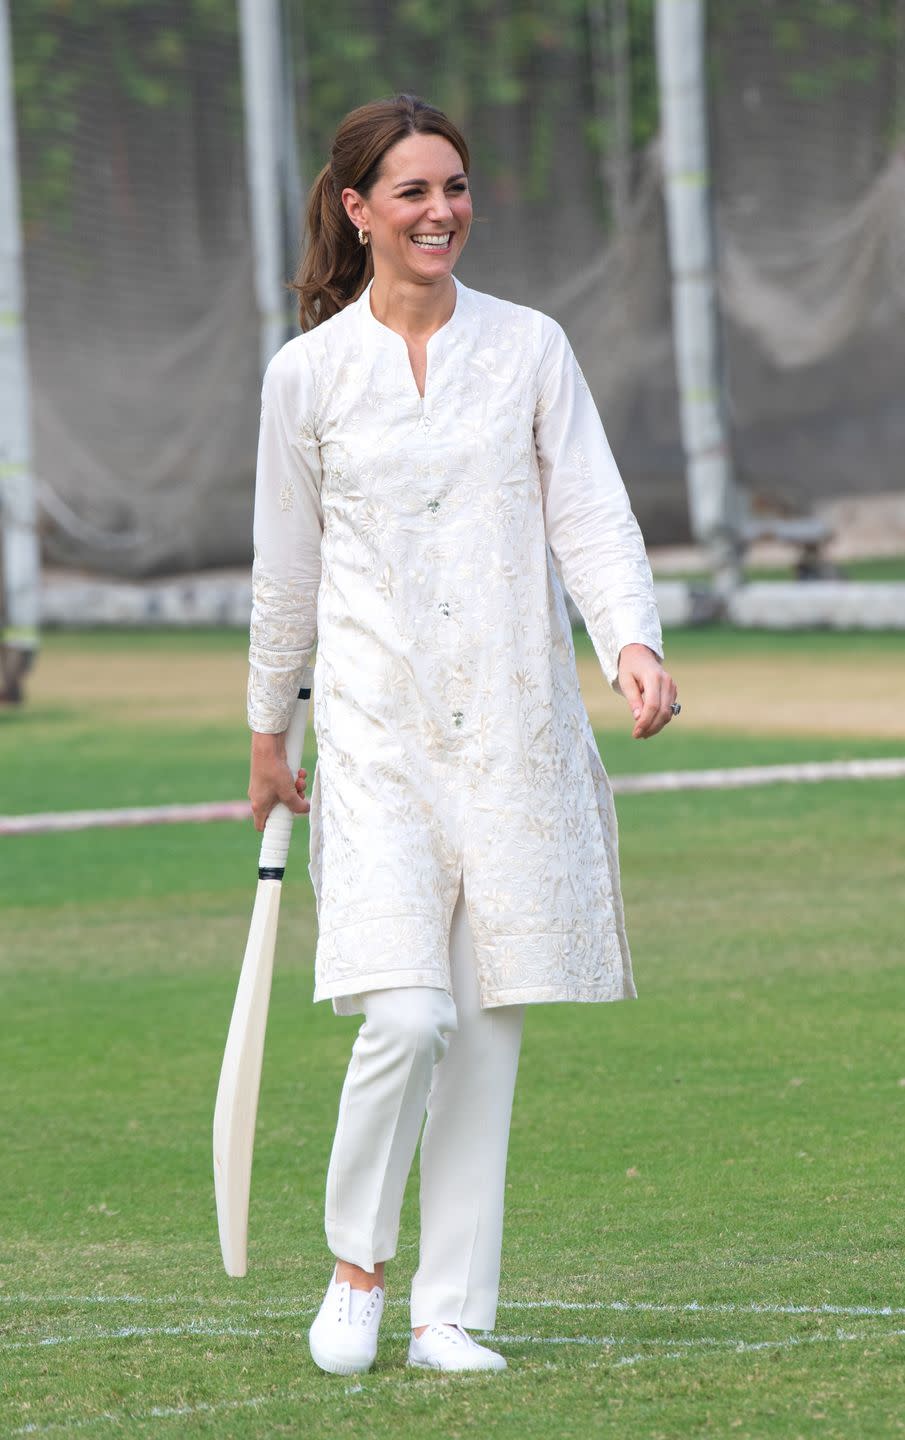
9, 0, 904, 577
710, 0, 905, 514
14, 2, 257, 574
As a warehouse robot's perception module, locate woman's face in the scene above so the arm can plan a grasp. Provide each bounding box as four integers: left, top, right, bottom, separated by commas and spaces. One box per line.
343, 132, 472, 286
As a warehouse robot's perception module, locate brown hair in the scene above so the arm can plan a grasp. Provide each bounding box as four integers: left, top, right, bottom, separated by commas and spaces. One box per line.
292, 93, 470, 331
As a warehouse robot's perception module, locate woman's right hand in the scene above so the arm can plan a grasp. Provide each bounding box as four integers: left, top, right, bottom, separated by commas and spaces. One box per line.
248, 731, 310, 833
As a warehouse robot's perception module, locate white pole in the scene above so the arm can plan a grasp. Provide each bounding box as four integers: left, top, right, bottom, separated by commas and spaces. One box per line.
238, 0, 290, 376
655, 0, 741, 594
0, 0, 40, 699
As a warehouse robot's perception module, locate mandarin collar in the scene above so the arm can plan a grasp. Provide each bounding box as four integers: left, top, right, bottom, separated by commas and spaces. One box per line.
358, 276, 468, 349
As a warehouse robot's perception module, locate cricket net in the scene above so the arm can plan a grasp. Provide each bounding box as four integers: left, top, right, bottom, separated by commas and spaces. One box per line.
9, 0, 904, 576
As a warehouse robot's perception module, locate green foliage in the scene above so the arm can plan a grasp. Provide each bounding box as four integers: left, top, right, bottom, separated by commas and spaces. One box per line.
10, 0, 662, 228
712, 0, 902, 118
9, 0, 903, 231
299, 0, 662, 221
628, 0, 658, 147
11, 0, 239, 229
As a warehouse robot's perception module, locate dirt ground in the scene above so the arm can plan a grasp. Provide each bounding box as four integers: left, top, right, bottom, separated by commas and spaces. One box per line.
576, 653, 905, 740
28, 641, 905, 740
30, 649, 252, 728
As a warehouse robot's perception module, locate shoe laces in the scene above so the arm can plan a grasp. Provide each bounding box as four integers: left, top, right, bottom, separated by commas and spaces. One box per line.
342, 1284, 382, 1327
423, 1322, 469, 1346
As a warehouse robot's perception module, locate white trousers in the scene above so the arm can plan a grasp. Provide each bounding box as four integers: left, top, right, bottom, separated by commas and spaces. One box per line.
324, 882, 525, 1330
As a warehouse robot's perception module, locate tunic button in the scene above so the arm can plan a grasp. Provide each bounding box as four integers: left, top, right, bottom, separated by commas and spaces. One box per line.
452, 710, 464, 728
438, 600, 450, 617
427, 498, 440, 513
420, 414, 432, 430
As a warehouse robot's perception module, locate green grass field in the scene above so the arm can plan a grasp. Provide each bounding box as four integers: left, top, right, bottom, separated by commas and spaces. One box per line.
651, 556, 905, 584
2, 630, 904, 1438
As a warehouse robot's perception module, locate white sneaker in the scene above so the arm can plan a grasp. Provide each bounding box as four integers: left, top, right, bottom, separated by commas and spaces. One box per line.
407, 1322, 507, 1372
308, 1268, 385, 1375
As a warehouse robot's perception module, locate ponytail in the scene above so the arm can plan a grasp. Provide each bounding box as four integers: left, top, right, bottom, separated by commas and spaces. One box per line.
290, 94, 470, 331
293, 162, 372, 332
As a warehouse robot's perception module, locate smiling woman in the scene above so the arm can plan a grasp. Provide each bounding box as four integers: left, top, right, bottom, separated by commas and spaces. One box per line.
294, 95, 473, 332
367, 151, 470, 263
247, 91, 676, 1381
338, 130, 474, 397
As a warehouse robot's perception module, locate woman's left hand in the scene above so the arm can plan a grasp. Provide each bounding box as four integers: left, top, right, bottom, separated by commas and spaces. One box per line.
617, 643, 679, 739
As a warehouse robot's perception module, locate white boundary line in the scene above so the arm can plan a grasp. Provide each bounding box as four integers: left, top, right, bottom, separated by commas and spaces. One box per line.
3, 1323, 264, 1351
5, 1322, 904, 1358
610, 756, 905, 794
496, 1298, 905, 1318
2, 757, 903, 835
0, 801, 251, 836
482, 1327, 905, 1354
3, 1295, 905, 1318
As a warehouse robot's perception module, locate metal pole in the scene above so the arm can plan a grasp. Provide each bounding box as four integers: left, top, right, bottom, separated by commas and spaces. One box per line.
0, 0, 40, 701
655, 0, 741, 596
238, 0, 291, 376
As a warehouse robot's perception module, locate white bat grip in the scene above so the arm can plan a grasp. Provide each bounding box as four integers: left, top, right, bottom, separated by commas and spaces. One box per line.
258, 671, 313, 873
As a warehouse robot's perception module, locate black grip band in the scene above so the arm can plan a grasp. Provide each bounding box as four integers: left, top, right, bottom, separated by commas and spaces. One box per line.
298, 687, 311, 699
258, 866, 286, 881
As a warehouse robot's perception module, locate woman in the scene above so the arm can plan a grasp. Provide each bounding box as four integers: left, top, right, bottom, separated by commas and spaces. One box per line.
247, 93, 677, 1376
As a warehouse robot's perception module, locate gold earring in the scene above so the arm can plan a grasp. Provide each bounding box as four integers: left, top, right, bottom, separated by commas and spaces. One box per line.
357, 228, 369, 246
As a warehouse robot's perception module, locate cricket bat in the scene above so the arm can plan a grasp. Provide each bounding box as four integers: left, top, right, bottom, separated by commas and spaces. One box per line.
213, 675, 313, 1277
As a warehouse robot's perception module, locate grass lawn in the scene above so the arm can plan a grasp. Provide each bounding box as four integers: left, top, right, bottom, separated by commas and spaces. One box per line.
651, 556, 905, 584
1, 630, 904, 1438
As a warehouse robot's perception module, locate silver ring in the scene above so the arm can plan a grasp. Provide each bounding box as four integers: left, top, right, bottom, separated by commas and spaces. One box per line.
670, 701, 681, 716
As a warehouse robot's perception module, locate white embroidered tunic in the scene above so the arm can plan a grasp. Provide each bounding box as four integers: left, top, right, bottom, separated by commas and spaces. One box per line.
248, 277, 663, 1012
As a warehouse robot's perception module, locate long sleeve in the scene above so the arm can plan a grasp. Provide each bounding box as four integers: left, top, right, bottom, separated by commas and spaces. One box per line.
533, 315, 663, 689
247, 341, 324, 733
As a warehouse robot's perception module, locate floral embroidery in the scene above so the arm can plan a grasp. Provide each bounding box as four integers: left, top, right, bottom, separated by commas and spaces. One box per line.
247, 280, 663, 1013
248, 563, 319, 734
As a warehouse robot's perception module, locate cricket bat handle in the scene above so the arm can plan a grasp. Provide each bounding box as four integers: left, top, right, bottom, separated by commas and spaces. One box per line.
258, 673, 314, 875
